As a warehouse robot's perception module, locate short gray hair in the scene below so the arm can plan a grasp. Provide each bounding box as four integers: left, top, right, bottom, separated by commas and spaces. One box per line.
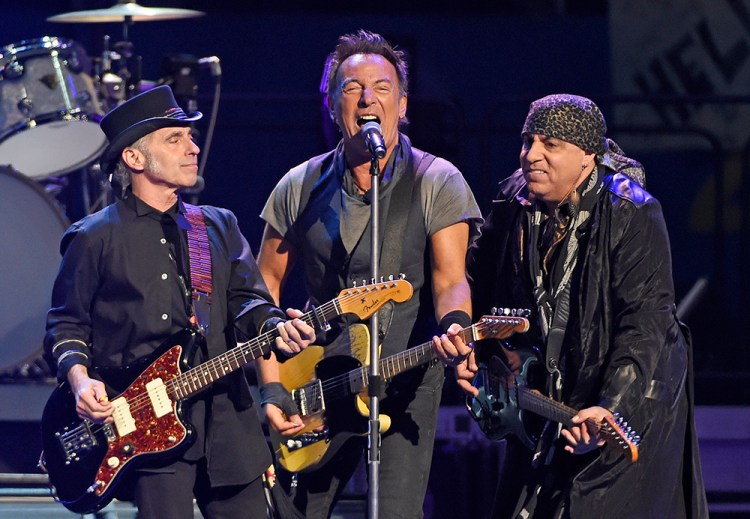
110, 134, 149, 197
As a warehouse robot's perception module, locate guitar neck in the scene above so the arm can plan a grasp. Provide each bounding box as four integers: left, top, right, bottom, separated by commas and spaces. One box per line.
348, 325, 480, 393
517, 386, 577, 426
168, 300, 345, 400
516, 385, 640, 462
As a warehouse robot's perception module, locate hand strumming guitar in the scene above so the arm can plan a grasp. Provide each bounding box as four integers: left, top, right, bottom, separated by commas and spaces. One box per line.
67, 364, 113, 424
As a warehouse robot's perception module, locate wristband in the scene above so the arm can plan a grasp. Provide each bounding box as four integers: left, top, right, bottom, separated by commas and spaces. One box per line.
259, 382, 300, 417
439, 310, 472, 334
260, 316, 285, 334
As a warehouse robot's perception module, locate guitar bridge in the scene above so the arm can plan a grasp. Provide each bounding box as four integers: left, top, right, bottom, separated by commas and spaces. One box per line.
284, 427, 330, 452
56, 421, 99, 464
292, 380, 325, 416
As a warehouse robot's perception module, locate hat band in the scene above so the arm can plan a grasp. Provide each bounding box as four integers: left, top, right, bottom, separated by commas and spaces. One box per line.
163, 107, 190, 120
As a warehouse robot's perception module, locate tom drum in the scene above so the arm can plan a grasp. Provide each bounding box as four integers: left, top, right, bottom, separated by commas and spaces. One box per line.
0, 36, 106, 179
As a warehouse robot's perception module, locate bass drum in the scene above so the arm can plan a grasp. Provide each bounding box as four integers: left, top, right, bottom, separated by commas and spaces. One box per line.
0, 36, 106, 179
0, 166, 68, 372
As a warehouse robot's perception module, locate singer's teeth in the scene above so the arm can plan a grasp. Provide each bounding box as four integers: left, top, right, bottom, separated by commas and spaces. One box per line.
357, 115, 380, 126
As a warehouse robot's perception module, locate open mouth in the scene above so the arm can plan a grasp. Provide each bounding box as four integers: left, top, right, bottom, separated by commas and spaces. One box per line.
356, 115, 381, 126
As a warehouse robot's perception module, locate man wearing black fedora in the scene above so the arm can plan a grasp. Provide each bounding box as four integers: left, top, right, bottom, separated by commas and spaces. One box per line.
44, 85, 315, 518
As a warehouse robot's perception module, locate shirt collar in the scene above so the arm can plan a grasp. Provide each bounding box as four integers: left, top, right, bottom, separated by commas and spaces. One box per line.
122, 187, 182, 220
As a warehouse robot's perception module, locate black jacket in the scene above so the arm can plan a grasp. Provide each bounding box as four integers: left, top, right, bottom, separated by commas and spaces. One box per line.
45, 194, 276, 486
468, 167, 708, 518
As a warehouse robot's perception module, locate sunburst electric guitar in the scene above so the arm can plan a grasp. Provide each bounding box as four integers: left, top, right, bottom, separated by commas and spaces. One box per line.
468, 345, 640, 462
272, 313, 530, 473
39, 279, 413, 514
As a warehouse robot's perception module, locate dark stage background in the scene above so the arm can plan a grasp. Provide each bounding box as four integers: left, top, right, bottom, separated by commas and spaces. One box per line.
0, 1, 748, 517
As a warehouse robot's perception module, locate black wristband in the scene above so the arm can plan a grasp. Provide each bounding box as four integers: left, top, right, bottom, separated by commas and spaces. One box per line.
259, 382, 300, 417
439, 310, 472, 334
260, 316, 285, 334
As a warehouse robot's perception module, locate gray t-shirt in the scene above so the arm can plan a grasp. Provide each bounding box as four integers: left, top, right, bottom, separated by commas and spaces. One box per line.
261, 151, 482, 250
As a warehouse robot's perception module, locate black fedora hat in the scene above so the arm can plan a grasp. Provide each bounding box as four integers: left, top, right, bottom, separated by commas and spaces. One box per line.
99, 85, 202, 173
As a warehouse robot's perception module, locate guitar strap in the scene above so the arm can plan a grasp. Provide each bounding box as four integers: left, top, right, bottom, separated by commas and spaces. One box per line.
184, 203, 213, 335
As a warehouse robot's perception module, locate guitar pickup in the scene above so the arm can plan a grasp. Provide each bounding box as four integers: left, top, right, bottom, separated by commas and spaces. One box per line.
292, 380, 325, 416
284, 427, 330, 452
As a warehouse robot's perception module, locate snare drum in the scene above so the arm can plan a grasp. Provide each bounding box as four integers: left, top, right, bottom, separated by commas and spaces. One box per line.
0, 37, 107, 179
0, 166, 68, 372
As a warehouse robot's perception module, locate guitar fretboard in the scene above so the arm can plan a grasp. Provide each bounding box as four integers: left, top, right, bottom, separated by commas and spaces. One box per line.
517, 386, 577, 426
347, 316, 528, 394
165, 280, 411, 400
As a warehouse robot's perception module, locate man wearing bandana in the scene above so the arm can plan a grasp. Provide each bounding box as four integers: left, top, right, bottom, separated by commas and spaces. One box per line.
436, 94, 708, 518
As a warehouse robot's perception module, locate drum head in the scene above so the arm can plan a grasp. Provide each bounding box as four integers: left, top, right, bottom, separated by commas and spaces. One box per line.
0, 119, 106, 179
0, 167, 68, 371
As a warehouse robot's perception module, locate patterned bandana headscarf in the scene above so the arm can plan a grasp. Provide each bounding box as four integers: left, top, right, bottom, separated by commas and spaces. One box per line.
522, 93, 607, 155
522, 93, 646, 187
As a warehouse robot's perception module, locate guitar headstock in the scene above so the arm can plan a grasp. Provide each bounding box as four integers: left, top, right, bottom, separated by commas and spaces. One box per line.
336, 278, 414, 320
601, 414, 640, 463
473, 313, 530, 341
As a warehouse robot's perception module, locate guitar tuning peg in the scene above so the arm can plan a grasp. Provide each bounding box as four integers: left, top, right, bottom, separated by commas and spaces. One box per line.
380, 276, 384, 283
352, 280, 358, 287
388, 274, 394, 281
398, 273, 406, 280
490, 307, 498, 316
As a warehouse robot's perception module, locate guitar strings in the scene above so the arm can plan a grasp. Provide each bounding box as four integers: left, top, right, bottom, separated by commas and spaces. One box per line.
75, 285, 403, 437
303, 321, 512, 408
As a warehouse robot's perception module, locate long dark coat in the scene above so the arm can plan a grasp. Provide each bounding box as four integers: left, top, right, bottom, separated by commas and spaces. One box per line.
468, 168, 708, 518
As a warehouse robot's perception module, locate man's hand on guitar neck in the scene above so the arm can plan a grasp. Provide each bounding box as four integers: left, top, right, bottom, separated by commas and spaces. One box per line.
270, 308, 316, 356
432, 322, 478, 396
562, 405, 611, 455
67, 364, 114, 424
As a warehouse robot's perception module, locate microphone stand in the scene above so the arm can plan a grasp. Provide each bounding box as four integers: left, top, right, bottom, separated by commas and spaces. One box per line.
367, 154, 382, 519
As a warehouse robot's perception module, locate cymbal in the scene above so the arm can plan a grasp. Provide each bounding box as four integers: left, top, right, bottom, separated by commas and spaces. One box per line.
47, 1, 205, 23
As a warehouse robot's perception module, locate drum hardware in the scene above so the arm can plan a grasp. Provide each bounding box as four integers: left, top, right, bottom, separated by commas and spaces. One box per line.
0, 37, 107, 179
36, 3, 211, 205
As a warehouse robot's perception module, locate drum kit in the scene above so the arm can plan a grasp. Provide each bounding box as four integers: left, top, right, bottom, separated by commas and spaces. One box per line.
0, 1, 214, 379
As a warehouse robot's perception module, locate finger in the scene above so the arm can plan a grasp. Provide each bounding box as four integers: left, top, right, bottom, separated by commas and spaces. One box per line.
286, 413, 303, 428
431, 336, 453, 363
438, 335, 460, 358
466, 351, 478, 372
295, 321, 316, 341
580, 422, 592, 444
456, 379, 479, 397
560, 428, 576, 446
274, 337, 298, 356
285, 307, 304, 319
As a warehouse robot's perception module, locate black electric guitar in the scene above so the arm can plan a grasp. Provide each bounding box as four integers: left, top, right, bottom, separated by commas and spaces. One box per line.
468, 345, 640, 462
271, 313, 530, 473
39, 279, 413, 514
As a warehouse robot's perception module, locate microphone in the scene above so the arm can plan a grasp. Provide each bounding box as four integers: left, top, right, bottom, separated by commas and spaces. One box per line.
361, 121, 386, 159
